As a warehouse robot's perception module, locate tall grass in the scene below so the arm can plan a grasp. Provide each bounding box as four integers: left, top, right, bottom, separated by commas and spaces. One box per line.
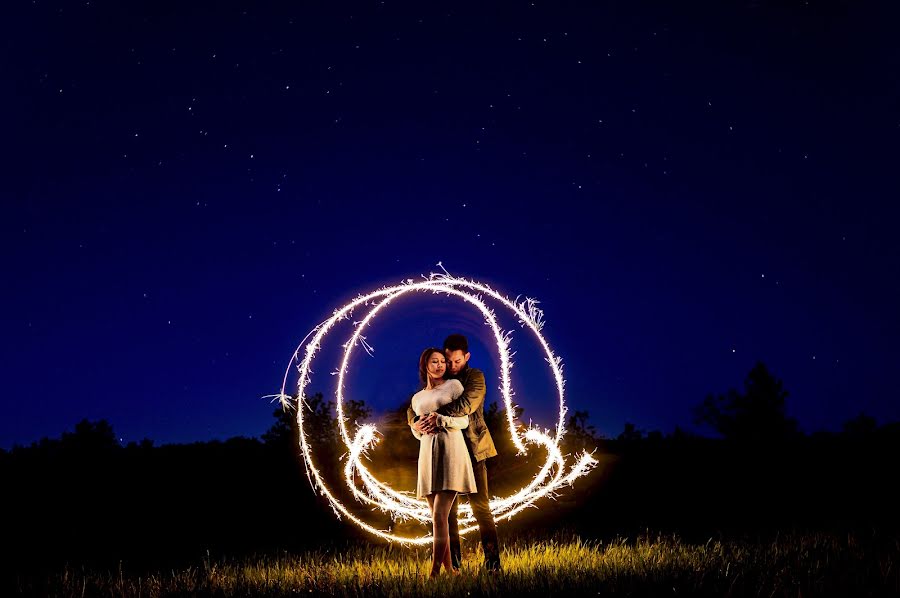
13, 531, 900, 597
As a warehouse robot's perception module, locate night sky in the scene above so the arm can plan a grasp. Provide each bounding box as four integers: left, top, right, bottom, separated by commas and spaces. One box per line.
4, 0, 899, 449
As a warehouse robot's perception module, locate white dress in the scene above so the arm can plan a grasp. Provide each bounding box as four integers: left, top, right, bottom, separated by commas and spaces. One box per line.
411, 379, 477, 498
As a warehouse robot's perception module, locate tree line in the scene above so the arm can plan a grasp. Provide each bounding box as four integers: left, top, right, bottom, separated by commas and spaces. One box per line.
2, 361, 898, 575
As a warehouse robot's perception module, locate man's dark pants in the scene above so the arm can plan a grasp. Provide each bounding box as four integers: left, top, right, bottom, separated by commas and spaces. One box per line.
448, 457, 501, 570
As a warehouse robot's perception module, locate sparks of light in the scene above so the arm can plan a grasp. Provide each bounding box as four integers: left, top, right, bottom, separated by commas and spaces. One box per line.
275, 270, 599, 544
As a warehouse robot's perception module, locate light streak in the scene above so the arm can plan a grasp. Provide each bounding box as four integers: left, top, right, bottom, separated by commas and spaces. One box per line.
273, 268, 598, 544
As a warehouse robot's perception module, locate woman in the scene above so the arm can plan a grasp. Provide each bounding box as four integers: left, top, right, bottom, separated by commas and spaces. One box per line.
410, 347, 477, 577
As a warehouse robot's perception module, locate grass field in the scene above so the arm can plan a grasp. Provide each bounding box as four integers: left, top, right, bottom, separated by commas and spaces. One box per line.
11, 530, 900, 597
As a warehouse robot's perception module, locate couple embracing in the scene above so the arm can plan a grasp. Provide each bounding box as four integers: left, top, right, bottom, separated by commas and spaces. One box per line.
407, 334, 502, 578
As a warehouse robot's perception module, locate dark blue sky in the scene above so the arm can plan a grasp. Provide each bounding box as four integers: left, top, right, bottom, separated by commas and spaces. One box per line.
3, 0, 899, 448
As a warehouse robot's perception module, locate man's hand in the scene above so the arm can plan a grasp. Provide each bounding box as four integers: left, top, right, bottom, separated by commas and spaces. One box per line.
414, 412, 439, 435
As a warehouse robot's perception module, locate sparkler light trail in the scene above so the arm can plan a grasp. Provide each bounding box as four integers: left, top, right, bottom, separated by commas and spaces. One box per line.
272, 268, 598, 544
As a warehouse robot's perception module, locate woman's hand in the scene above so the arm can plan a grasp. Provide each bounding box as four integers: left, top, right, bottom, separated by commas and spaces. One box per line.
415, 413, 439, 435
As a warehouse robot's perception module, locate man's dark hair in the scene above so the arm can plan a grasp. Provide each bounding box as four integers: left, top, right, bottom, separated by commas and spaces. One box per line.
443, 334, 469, 353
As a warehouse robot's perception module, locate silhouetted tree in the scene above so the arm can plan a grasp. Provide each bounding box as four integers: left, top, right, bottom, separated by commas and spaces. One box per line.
563, 410, 601, 453
263, 392, 372, 462
693, 361, 799, 443
262, 398, 300, 450
60, 419, 120, 453
344, 398, 373, 427
484, 400, 525, 453
617, 421, 644, 442
843, 412, 877, 438
125, 438, 155, 450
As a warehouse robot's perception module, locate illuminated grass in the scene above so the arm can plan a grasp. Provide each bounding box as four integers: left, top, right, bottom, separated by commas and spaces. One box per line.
18, 531, 900, 596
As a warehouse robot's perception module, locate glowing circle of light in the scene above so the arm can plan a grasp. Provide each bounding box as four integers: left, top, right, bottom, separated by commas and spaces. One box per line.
272, 268, 598, 544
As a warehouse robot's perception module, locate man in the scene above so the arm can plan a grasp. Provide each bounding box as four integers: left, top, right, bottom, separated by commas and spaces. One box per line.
408, 333, 502, 571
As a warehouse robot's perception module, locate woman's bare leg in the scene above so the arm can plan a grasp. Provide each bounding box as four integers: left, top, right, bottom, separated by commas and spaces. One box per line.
426, 494, 438, 576
429, 491, 458, 576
